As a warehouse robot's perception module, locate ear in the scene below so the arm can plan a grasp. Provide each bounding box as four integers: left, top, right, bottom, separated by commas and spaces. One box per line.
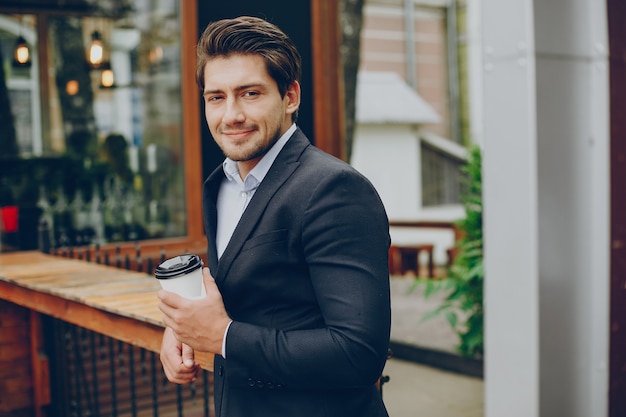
284, 81, 301, 116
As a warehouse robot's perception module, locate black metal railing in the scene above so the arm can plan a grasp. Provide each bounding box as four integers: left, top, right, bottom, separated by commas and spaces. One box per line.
45, 317, 213, 417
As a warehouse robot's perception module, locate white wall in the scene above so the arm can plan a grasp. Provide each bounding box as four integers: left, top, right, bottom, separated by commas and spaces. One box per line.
479, 0, 610, 416
352, 123, 422, 219
351, 124, 463, 264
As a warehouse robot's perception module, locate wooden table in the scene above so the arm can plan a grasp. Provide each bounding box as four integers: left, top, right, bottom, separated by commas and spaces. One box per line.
0, 251, 213, 371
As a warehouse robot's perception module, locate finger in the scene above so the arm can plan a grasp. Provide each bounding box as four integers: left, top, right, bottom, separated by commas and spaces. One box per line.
160, 329, 198, 384
182, 343, 195, 367
202, 267, 215, 284
202, 268, 218, 297
158, 288, 184, 307
163, 360, 198, 384
157, 291, 188, 323
160, 313, 175, 330
158, 304, 178, 330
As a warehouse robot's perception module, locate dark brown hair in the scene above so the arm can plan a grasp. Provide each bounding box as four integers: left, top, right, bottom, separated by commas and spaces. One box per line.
196, 16, 302, 99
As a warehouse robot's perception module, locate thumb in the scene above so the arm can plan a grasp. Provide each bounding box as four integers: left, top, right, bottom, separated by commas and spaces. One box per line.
182, 343, 195, 367
202, 267, 215, 287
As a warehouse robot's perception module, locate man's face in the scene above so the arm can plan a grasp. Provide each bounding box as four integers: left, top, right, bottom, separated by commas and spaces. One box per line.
202, 54, 300, 177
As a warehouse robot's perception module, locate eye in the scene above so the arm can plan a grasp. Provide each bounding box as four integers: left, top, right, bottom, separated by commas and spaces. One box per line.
243, 90, 260, 98
205, 95, 223, 103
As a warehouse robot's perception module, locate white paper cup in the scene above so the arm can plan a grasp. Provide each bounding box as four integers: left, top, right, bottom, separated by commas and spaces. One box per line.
155, 254, 205, 299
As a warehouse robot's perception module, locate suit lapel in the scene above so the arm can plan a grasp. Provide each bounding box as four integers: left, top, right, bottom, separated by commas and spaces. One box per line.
203, 167, 224, 274
214, 129, 310, 284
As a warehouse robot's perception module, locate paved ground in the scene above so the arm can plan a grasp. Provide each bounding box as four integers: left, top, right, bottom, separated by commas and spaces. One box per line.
389, 275, 462, 353
384, 275, 484, 416
382, 358, 484, 417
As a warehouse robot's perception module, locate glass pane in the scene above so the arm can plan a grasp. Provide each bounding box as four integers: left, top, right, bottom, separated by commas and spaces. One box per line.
420, 143, 463, 207
0, 14, 40, 156
0, 3, 187, 251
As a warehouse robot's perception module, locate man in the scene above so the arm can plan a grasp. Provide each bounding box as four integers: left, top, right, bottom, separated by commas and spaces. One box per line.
158, 16, 391, 417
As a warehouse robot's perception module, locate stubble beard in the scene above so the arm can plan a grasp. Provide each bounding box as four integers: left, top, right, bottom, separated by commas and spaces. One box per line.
223, 126, 283, 163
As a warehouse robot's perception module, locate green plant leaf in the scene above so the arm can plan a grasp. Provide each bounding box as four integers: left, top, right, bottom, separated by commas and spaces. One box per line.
406, 277, 426, 294
422, 303, 451, 321
445, 311, 458, 329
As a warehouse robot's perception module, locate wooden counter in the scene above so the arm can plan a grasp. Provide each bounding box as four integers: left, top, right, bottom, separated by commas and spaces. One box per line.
0, 251, 213, 371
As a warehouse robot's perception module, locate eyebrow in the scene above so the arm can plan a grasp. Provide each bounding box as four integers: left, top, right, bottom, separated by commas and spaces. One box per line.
203, 83, 267, 97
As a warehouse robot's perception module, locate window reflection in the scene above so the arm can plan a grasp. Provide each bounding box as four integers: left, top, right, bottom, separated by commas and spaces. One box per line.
0, 14, 39, 156
0, 3, 187, 251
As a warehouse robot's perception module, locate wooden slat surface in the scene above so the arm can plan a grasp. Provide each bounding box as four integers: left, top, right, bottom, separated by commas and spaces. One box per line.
0, 251, 214, 371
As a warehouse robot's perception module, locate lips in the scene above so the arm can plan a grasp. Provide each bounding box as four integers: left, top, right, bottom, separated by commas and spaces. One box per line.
221, 127, 256, 139
223, 130, 252, 135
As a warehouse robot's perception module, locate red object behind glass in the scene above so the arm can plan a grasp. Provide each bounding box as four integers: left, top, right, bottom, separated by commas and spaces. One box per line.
1, 206, 18, 232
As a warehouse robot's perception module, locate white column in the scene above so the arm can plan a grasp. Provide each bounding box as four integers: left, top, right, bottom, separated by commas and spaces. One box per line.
465, 0, 484, 147
533, 0, 610, 415
479, 0, 610, 415
480, 0, 539, 416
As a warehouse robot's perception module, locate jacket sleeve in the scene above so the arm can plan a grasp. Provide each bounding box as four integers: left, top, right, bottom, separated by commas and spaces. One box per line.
223, 168, 391, 390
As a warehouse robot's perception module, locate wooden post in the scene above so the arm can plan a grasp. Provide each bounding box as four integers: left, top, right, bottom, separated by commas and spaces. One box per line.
310, 0, 346, 160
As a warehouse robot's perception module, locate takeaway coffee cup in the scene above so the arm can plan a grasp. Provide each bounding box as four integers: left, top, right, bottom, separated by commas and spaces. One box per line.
155, 254, 205, 299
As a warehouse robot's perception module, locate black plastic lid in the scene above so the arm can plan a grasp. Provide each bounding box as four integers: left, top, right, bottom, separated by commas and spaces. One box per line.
155, 254, 203, 279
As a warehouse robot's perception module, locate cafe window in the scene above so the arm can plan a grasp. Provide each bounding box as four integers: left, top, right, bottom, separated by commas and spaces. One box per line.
0, 1, 196, 251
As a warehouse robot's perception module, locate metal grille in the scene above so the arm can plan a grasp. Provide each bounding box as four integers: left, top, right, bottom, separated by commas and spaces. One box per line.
45, 317, 213, 417
421, 143, 464, 207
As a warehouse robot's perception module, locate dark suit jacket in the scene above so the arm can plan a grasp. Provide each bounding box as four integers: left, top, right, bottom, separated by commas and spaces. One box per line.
202, 128, 391, 417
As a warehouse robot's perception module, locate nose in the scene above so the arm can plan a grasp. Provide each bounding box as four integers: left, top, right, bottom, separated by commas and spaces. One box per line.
222, 97, 245, 125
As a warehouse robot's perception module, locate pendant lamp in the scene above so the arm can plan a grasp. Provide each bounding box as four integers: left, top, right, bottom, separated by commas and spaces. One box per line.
88, 30, 104, 68
12, 35, 31, 68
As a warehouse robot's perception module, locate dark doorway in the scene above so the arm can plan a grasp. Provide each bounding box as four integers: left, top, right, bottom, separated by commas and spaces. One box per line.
196, 1, 314, 179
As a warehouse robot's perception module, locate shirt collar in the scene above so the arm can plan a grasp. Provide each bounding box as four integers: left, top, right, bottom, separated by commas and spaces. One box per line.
222, 123, 297, 186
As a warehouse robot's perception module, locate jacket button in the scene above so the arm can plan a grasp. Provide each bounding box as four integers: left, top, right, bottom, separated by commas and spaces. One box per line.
266, 382, 274, 389
218, 366, 224, 376
256, 380, 264, 388
248, 378, 255, 387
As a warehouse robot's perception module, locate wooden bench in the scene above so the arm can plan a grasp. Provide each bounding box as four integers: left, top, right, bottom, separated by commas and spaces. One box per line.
388, 221, 463, 278
388, 244, 435, 277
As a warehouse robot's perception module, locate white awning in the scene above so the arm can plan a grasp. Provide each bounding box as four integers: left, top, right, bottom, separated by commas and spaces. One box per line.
356, 71, 440, 124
